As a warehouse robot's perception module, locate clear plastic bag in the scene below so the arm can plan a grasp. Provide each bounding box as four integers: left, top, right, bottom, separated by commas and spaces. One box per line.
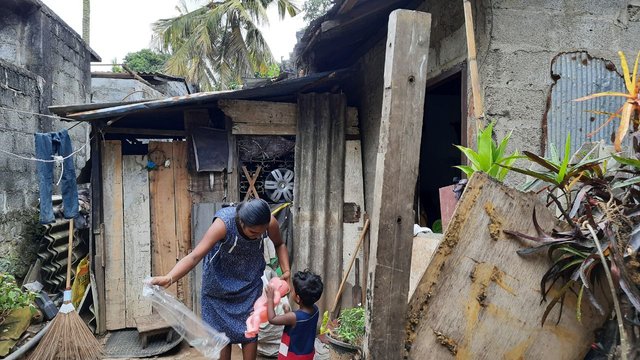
142, 281, 230, 359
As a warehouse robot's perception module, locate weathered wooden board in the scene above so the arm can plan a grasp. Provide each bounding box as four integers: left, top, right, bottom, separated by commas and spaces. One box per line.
122, 155, 153, 327
406, 173, 605, 359
172, 141, 192, 309
149, 142, 178, 295
102, 140, 126, 330
364, 10, 431, 359
191, 203, 223, 317
220, 99, 360, 136
408, 233, 442, 301
341, 140, 366, 309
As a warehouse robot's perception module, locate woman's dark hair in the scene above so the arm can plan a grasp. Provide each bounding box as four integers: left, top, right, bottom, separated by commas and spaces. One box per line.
236, 199, 271, 227
293, 269, 323, 306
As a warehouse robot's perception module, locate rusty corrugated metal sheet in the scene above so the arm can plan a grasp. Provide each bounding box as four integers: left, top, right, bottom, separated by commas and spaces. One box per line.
50, 69, 352, 121
546, 52, 626, 157
293, 93, 346, 317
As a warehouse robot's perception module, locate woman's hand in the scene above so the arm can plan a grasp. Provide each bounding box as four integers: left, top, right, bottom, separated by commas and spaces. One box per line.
280, 270, 291, 281
149, 275, 172, 288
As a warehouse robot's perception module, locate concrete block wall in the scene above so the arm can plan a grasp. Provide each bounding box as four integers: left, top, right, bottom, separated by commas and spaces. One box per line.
349, 0, 640, 211
478, 0, 640, 157
91, 77, 165, 103
0, 1, 94, 277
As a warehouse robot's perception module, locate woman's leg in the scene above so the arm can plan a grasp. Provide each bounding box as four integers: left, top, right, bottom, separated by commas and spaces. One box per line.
219, 344, 232, 360
242, 341, 258, 360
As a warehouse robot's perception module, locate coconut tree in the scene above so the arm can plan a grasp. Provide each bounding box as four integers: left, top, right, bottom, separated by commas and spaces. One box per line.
82, 0, 90, 43
153, 0, 299, 91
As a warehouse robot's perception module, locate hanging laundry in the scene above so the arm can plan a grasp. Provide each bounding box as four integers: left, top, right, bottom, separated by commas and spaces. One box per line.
34, 129, 79, 224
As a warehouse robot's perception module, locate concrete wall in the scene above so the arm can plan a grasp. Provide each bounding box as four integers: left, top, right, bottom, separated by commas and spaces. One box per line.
347, 0, 468, 213
0, 1, 94, 277
91, 77, 165, 102
350, 0, 640, 212
478, 0, 640, 158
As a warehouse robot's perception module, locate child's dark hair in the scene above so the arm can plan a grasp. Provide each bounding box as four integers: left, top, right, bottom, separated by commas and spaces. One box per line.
293, 269, 323, 306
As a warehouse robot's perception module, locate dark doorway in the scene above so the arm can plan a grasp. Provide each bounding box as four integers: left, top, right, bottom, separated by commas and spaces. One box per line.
417, 69, 465, 230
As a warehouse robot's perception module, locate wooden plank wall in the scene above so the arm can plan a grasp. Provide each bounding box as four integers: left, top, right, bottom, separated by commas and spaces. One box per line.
149, 141, 192, 304
173, 142, 192, 310
149, 142, 179, 296
102, 141, 126, 330
340, 140, 366, 310
122, 155, 152, 327
103, 140, 193, 330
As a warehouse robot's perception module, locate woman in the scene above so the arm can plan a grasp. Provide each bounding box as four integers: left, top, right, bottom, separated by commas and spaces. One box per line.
150, 199, 291, 360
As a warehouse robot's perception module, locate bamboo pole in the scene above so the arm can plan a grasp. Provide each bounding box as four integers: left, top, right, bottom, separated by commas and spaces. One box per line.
463, 0, 484, 123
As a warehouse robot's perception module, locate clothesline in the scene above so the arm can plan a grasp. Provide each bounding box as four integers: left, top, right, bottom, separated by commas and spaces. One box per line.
0, 106, 82, 123
0, 135, 92, 163
0, 130, 93, 186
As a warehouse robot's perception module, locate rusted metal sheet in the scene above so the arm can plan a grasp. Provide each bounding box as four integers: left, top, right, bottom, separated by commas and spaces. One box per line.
293, 93, 346, 316
50, 69, 352, 121
546, 52, 626, 156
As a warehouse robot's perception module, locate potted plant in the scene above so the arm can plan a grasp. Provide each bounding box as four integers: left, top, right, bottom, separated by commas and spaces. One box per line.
323, 307, 365, 360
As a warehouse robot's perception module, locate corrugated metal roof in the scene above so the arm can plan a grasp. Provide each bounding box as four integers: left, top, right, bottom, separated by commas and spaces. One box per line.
294, 0, 418, 71
51, 69, 352, 121
546, 52, 627, 157
293, 93, 347, 317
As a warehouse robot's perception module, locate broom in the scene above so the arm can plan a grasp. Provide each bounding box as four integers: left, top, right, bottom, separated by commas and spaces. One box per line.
29, 218, 102, 360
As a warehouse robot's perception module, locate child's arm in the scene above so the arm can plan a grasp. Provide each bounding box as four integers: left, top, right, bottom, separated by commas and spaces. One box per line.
266, 285, 297, 327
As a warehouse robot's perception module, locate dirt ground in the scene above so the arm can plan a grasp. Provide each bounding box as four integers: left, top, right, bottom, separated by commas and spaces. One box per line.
102, 342, 273, 360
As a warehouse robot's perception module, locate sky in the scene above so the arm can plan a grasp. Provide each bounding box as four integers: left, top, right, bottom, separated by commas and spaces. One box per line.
41, 0, 308, 69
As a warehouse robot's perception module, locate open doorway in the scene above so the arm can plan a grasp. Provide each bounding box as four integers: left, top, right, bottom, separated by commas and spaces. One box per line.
417, 67, 466, 230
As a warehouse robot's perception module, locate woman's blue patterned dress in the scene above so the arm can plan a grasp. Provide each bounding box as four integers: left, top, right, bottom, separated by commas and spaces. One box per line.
201, 206, 266, 343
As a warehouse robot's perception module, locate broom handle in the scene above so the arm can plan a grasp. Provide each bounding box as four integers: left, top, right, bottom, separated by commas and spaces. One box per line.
330, 218, 370, 314
66, 218, 74, 290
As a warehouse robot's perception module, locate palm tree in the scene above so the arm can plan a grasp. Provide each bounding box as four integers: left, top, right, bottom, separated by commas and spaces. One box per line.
82, 0, 90, 43
153, 0, 299, 91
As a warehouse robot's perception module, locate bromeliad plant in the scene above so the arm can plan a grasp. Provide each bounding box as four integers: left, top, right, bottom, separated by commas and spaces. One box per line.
455, 121, 520, 182
505, 136, 640, 356
504, 133, 606, 205
574, 51, 640, 152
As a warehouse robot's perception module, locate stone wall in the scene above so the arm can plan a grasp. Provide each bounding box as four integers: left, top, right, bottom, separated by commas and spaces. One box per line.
0, 0, 96, 277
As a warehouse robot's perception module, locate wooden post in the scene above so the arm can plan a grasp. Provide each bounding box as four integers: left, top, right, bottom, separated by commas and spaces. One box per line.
364, 9, 431, 359
463, 0, 484, 121
90, 130, 106, 334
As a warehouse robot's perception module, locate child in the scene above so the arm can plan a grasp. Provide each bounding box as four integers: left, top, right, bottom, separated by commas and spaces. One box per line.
266, 270, 323, 360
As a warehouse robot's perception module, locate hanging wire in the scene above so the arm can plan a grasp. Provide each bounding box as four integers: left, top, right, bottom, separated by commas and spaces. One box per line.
0, 106, 84, 128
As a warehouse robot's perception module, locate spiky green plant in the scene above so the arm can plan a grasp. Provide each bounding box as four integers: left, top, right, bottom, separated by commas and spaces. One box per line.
454, 121, 520, 181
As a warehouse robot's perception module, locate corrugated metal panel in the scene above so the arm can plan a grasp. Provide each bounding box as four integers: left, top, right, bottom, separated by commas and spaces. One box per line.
547, 52, 626, 157
50, 69, 353, 121
293, 93, 346, 316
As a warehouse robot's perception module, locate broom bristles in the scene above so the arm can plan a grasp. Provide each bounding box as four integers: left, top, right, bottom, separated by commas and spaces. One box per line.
28, 309, 102, 360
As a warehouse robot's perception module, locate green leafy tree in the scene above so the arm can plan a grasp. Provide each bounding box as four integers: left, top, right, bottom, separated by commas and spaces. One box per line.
303, 0, 333, 22
153, 0, 299, 91
122, 49, 171, 73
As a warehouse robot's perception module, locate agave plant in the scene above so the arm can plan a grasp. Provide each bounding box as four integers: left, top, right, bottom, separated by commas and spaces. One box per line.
454, 121, 520, 181
574, 51, 640, 152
